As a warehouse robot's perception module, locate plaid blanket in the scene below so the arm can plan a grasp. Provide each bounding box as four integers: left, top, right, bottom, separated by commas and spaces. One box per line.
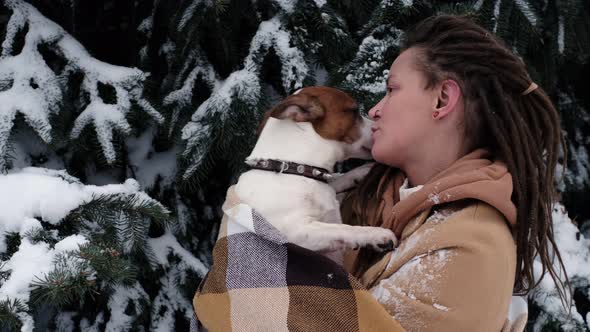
192, 186, 405, 331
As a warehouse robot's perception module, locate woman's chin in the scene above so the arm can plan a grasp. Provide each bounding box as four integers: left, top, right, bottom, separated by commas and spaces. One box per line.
371, 148, 400, 168
371, 146, 384, 163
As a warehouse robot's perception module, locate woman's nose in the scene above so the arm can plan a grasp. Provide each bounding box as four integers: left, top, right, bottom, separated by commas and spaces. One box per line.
368, 102, 382, 120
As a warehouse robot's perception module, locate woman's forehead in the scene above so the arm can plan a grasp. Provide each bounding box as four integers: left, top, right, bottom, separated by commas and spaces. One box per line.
390, 49, 419, 74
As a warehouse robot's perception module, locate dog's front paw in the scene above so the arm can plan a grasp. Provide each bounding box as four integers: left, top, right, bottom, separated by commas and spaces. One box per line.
340, 226, 397, 252
288, 222, 398, 253
363, 227, 398, 252
376, 239, 396, 252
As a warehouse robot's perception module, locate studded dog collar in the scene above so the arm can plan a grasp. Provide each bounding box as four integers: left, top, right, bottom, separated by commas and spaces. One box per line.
245, 158, 333, 183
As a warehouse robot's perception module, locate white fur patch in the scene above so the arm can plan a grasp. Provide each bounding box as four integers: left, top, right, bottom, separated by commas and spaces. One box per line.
224, 204, 255, 235
292, 88, 303, 95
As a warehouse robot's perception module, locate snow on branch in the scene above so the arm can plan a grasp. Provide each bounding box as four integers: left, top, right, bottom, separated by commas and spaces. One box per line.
0, 0, 163, 167
177, 0, 211, 31
313, 0, 326, 8
149, 271, 195, 330
149, 231, 208, 276
164, 49, 216, 137
529, 203, 590, 330
514, 0, 538, 27
244, 17, 308, 94
0, 0, 62, 171
558, 15, 565, 54
180, 68, 258, 153
105, 283, 149, 331
180, 16, 308, 178
473, 0, 485, 10
0, 235, 89, 331
274, 0, 296, 13
492, 0, 502, 33
0, 167, 168, 253
340, 26, 403, 96
0, 167, 174, 331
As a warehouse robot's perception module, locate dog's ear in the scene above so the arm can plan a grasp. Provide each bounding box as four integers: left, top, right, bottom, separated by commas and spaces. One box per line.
256, 93, 325, 137
270, 95, 325, 123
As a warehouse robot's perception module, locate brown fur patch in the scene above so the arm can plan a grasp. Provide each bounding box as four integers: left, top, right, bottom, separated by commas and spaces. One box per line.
257, 86, 362, 143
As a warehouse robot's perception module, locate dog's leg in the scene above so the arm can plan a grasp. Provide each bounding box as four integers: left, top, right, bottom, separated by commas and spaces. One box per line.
284, 221, 397, 252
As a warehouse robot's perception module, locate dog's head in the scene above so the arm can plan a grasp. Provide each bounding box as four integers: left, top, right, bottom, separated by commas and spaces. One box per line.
258, 86, 373, 160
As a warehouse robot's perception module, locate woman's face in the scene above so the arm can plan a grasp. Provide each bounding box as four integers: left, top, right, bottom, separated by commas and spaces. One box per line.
368, 47, 439, 169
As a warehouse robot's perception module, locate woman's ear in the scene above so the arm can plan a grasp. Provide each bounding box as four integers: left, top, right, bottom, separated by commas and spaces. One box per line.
434, 79, 462, 119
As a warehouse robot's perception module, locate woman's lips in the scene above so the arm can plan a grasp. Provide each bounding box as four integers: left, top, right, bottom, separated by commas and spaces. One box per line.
371, 127, 379, 138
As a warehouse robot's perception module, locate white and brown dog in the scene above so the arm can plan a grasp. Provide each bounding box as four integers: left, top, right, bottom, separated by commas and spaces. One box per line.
234, 86, 396, 261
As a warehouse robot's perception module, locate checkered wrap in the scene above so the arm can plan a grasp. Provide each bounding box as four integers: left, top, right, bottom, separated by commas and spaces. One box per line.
192, 186, 405, 332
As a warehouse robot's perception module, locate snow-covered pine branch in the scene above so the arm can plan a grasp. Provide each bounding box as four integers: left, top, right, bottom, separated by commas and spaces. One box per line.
557, 93, 590, 192
0, 0, 63, 171
529, 203, 590, 330
337, 25, 402, 104
514, 0, 538, 27
148, 231, 208, 330
0, 0, 163, 169
0, 167, 184, 331
180, 15, 308, 179
164, 49, 217, 138
102, 283, 149, 331
176, 0, 212, 32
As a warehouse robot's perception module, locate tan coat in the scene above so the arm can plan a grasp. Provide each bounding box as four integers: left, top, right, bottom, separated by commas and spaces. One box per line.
345, 200, 521, 332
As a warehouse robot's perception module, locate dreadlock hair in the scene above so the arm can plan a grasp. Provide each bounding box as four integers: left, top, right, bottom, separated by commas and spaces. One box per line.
342, 14, 571, 308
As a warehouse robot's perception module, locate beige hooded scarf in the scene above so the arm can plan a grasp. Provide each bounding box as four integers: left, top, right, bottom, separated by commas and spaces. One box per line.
345, 148, 525, 332
369, 148, 516, 237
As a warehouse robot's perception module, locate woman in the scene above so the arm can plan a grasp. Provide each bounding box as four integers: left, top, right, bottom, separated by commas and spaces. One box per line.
340, 14, 570, 331
193, 14, 570, 332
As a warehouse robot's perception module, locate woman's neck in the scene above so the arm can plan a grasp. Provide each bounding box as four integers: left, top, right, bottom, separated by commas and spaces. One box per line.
403, 138, 466, 187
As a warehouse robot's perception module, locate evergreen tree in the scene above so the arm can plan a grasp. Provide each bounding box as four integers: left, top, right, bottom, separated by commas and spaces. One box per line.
0, 0, 588, 330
